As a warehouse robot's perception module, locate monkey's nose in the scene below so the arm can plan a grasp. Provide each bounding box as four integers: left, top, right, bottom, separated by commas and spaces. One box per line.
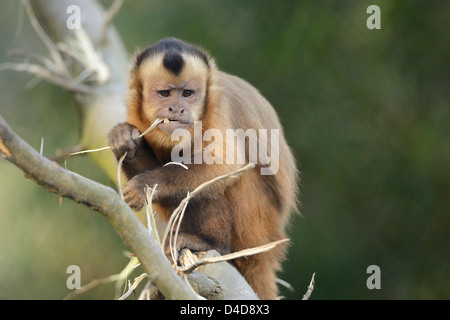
168, 106, 185, 114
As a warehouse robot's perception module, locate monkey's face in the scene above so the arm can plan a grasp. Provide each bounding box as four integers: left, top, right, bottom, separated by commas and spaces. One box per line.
138, 55, 208, 135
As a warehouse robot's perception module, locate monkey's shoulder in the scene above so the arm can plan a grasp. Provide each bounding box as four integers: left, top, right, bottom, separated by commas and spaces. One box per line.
215, 71, 280, 128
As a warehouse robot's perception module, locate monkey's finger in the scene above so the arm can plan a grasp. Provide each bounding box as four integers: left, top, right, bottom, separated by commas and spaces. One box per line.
117, 126, 140, 158
131, 127, 142, 143
127, 127, 143, 158
120, 127, 136, 149
123, 185, 145, 211
123, 192, 144, 211
109, 123, 135, 157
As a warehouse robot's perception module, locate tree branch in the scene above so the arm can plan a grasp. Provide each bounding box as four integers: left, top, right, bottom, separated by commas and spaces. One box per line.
180, 249, 259, 300
0, 114, 199, 300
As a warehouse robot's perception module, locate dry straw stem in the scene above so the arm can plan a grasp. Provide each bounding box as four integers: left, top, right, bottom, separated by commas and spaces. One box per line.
168, 195, 189, 264
178, 239, 290, 274
137, 281, 155, 300
69, 146, 111, 155
118, 272, 149, 300
63, 256, 140, 300
164, 161, 189, 170
161, 163, 257, 263
144, 184, 161, 247
69, 118, 163, 156
301, 272, 316, 300
101, 0, 125, 43
57, 27, 110, 84
276, 277, 294, 292
117, 151, 128, 199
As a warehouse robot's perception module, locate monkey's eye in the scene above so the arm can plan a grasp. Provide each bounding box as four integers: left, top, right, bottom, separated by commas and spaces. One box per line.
158, 90, 171, 97
182, 90, 194, 97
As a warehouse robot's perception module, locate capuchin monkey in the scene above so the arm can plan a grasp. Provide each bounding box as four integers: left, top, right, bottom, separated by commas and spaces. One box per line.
108, 38, 299, 300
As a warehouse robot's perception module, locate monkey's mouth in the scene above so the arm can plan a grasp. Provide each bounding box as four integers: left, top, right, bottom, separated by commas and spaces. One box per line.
163, 118, 181, 124
158, 117, 191, 133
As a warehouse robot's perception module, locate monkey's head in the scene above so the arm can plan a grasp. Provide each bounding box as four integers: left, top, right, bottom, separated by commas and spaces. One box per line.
127, 38, 215, 149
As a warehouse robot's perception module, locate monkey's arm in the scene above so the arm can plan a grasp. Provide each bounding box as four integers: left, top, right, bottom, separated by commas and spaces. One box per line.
108, 122, 161, 179
162, 194, 233, 259
122, 162, 241, 210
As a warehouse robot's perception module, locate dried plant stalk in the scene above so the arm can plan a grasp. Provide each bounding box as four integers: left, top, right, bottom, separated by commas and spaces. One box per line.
144, 184, 161, 247
302, 272, 316, 300
178, 239, 289, 273
69, 118, 163, 156
118, 272, 148, 300
63, 256, 140, 300
117, 151, 127, 199
161, 163, 256, 263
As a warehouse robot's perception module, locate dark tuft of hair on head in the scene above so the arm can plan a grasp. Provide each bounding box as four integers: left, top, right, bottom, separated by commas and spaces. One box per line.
162, 50, 184, 75
135, 37, 210, 75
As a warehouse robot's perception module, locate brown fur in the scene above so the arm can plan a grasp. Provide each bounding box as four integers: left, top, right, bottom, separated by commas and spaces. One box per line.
108, 38, 298, 299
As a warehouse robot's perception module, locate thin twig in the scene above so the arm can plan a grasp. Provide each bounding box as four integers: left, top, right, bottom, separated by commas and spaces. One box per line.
7, 49, 54, 69
51, 144, 84, 162
144, 184, 161, 247
118, 272, 148, 300
170, 195, 189, 263
63, 256, 140, 300
22, 0, 69, 77
165, 162, 256, 259
138, 118, 163, 137
276, 278, 295, 292
101, 0, 125, 43
68, 118, 163, 156
163, 162, 189, 170
178, 239, 289, 273
137, 281, 154, 300
302, 272, 316, 300
0, 62, 91, 94
189, 163, 255, 199
69, 146, 111, 156
57, 28, 110, 84
117, 151, 127, 199
39, 137, 44, 156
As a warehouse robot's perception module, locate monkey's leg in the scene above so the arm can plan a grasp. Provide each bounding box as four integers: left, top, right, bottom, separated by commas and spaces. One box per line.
164, 232, 215, 263
235, 253, 279, 300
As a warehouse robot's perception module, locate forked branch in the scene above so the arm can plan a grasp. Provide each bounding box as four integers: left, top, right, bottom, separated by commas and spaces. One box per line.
0, 114, 199, 300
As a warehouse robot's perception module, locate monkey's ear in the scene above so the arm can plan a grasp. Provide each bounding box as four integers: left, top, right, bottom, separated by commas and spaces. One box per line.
127, 47, 145, 98
129, 47, 144, 73
126, 64, 143, 121
207, 56, 217, 70
196, 44, 216, 70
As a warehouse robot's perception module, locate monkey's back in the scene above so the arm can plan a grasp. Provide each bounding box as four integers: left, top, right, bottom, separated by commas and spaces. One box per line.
216, 71, 299, 219
209, 71, 299, 299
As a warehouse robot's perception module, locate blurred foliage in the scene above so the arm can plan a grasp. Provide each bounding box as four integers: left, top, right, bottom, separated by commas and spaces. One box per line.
0, 0, 448, 299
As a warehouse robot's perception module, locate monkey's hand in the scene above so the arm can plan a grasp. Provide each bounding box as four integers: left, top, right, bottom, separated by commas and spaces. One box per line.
122, 171, 152, 210
108, 122, 143, 159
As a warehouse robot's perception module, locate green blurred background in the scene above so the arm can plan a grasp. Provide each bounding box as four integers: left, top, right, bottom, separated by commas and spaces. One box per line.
0, 0, 448, 299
